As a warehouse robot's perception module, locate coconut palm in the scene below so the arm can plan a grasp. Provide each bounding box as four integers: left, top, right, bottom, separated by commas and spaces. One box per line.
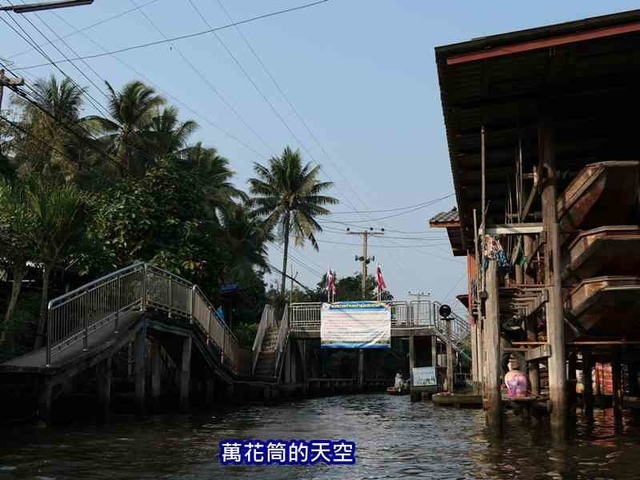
248, 146, 338, 296
180, 142, 246, 211
146, 106, 198, 160
90, 80, 165, 176
28, 182, 91, 348
13, 75, 88, 181
220, 205, 272, 281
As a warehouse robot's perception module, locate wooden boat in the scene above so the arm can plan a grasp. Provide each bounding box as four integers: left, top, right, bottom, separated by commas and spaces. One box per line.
563, 226, 640, 281
387, 386, 409, 395
564, 276, 640, 334
557, 161, 640, 245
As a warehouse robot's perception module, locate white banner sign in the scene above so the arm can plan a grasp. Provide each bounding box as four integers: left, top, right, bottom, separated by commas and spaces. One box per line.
320, 301, 391, 349
412, 367, 437, 387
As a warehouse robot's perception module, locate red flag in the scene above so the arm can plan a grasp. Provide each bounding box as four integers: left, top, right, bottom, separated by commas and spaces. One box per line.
326, 269, 335, 294
376, 264, 387, 291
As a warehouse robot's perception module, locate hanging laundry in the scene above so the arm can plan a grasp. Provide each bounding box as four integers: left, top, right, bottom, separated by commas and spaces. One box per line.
484, 234, 510, 269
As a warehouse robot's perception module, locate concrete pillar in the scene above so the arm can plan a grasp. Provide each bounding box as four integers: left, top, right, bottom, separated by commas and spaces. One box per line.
613, 352, 623, 429
484, 260, 502, 434
358, 349, 364, 390
151, 341, 162, 411
446, 320, 454, 392
540, 122, 567, 439
471, 323, 478, 385
299, 340, 308, 396
96, 357, 112, 420
527, 316, 540, 395
582, 348, 594, 417
38, 378, 53, 425
206, 377, 215, 406
180, 336, 192, 411
476, 320, 485, 392
409, 335, 416, 371
134, 327, 146, 414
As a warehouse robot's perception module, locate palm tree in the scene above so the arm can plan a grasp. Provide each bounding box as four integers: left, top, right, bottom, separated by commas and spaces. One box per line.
219, 205, 272, 281
13, 75, 88, 181
90, 80, 165, 176
146, 106, 198, 160
180, 142, 246, 211
248, 146, 338, 296
28, 182, 91, 349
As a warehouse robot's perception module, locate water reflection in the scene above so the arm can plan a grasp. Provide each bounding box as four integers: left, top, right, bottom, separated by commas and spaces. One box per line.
1, 395, 640, 479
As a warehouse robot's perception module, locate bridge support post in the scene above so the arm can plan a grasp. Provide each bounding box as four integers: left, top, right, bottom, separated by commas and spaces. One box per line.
206, 377, 215, 406
96, 357, 112, 421
484, 260, 502, 435
38, 377, 53, 426
134, 327, 146, 414
180, 336, 192, 411
151, 340, 162, 411
358, 349, 364, 391
409, 335, 416, 372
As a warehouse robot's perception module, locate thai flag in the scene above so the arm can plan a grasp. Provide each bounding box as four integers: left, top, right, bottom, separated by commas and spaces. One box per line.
327, 269, 336, 295
376, 264, 387, 291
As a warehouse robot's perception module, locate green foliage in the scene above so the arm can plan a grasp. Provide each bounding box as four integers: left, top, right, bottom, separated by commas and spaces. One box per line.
249, 146, 338, 295
0, 75, 334, 357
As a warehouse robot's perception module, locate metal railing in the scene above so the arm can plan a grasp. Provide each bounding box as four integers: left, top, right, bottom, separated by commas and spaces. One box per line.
274, 308, 289, 380
46, 263, 241, 373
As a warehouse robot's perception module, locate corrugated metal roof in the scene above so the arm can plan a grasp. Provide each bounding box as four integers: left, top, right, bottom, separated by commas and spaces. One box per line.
429, 208, 459, 225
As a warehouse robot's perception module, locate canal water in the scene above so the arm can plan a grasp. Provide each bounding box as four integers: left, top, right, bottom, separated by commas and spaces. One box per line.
1, 394, 640, 479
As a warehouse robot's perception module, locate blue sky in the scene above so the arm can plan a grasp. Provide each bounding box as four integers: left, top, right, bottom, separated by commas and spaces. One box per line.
2, 0, 638, 313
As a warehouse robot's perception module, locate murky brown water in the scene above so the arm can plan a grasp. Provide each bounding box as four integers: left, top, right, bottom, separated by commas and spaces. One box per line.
1, 394, 639, 479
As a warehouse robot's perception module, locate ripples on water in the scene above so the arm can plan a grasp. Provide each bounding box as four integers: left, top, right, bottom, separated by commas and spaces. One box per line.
1, 394, 640, 479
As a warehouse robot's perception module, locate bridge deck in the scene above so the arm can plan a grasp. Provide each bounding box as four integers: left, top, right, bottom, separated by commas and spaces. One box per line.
1, 311, 141, 372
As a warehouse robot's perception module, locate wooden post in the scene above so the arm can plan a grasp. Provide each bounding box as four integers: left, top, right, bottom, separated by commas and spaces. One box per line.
446, 320, 454, 392
523, 235, 535, 284
526, 317, 540, 395
96, 357, 112, 420
180, 336, 192, 411
134, 327, 146, 414
485, 260, 502, 434
568, 352, 577, 418
151, 340, 162, 411
540, 122, 566, 438
582, 347, 594, 417
515, 265, 523, 285
612, 351, 623, 429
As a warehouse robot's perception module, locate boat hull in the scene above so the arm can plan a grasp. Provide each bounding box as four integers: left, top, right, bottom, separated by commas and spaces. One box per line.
563, 226, 640, 280
565, 276, 640, 334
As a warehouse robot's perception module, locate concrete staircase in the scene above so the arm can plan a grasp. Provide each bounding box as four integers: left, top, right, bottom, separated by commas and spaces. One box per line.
253, 325, 279, 379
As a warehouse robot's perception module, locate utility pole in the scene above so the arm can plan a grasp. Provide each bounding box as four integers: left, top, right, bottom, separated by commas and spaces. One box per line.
0, 69, 24, 111
347, 227, 384, 298
289, 267, 298, 305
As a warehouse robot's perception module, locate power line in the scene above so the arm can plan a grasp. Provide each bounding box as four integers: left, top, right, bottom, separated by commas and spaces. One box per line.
130, 0, 275, 155
326, 194, 454, 215
6, 0, 161, 60
12, 0, 331, 70
215, 0, 381, 219
45, 9, 270, 160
